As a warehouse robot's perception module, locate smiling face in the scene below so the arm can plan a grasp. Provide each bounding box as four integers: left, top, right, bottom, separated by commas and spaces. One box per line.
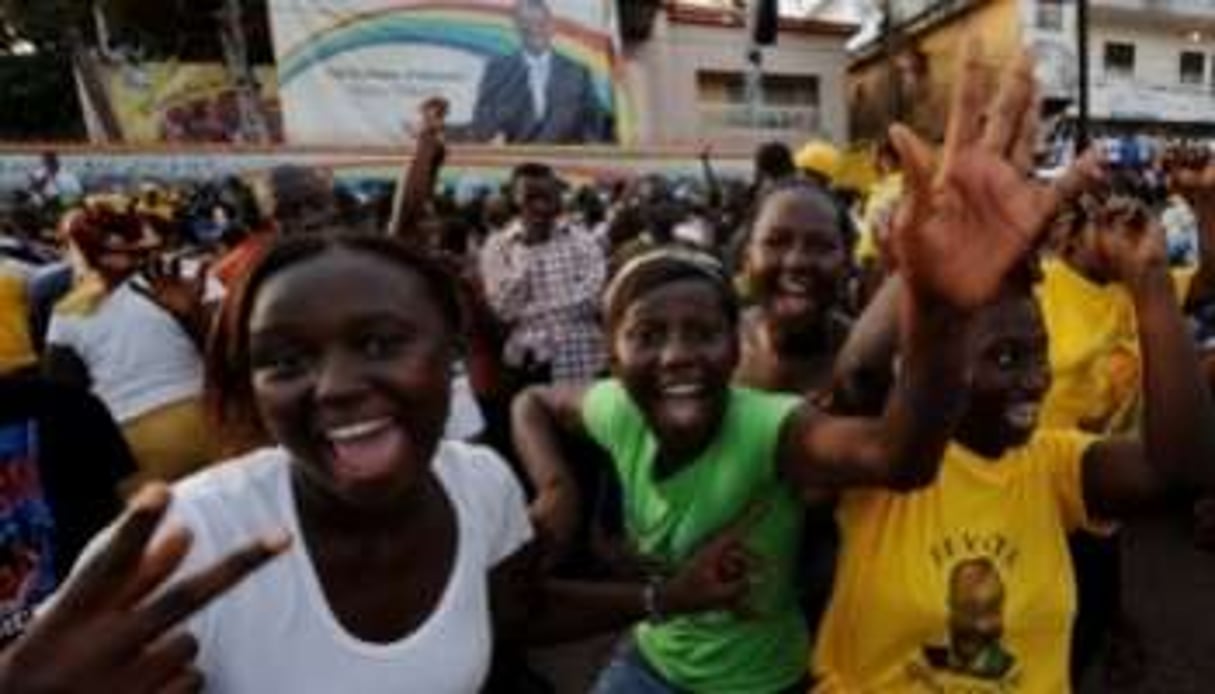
512, 173, 562, 240
247, 248, 454, 508
611, 278, 739, 459
955, 292, 1052, 457
745, 187, 848, 334
515, 0, 554, 56
948, 558, 1006, 666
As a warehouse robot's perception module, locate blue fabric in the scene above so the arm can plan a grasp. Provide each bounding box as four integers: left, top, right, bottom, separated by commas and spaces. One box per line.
592, 641, 678, 694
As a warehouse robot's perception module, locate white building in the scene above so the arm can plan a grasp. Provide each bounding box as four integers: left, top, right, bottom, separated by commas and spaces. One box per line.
624, 1, 859, 147
1086, 0, 1215, 130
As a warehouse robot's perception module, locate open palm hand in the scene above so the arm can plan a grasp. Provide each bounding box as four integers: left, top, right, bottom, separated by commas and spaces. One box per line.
891, 46, 1100, 311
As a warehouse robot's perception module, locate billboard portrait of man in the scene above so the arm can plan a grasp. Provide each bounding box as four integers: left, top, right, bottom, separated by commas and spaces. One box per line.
469, 0, 613, 144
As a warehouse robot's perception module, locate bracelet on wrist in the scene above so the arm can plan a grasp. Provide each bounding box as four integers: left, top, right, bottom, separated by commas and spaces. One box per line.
643, 575, 666, 624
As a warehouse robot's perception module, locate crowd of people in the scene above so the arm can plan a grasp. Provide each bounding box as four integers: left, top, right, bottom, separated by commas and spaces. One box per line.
1, 46, 1215, 693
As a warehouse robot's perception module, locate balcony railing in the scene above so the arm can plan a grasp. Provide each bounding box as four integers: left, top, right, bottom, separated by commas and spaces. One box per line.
1091, 0, 1215, 20
698, 103, 822, 132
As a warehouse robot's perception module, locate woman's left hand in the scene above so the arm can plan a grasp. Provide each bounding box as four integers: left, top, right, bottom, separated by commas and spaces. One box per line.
1093, 196, 1169, 288
661, 502, 767, 617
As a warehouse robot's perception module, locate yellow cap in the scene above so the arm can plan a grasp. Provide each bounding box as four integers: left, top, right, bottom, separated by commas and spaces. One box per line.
795, 140, 841, 180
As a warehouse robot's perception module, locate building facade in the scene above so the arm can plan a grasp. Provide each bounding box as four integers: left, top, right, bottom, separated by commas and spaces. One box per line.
848, 0, 1215, 142
624, 1, 857, 147
1087, 0, 1215, 128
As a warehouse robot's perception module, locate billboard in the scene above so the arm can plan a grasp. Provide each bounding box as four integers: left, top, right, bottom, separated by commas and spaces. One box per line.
267, 0, 626, 145
100, 63, 283, 144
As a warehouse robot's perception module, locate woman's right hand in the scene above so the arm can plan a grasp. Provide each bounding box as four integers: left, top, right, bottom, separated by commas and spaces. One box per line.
0, 484, 289, 694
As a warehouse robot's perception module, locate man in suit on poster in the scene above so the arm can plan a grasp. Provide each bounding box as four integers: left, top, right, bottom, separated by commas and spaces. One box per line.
469, 0, 612, 144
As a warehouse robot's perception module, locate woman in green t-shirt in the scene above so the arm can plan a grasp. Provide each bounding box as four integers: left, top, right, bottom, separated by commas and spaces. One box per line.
511, 49, 1084, 693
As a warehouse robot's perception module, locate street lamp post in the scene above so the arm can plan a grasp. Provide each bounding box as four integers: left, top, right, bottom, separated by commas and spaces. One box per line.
1076, 0, 1090, 152
883, 0, 901, 123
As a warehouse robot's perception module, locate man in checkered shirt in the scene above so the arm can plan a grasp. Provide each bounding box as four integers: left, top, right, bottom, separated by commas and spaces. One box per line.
480, 162, 606, 383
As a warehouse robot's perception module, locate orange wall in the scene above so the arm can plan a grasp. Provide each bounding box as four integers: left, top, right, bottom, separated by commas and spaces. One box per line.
848, 0, 1023, 142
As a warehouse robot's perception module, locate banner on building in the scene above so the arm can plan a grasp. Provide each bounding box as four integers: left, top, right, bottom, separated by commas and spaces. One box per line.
92, 62, 283, 144
267, 0, 626, 146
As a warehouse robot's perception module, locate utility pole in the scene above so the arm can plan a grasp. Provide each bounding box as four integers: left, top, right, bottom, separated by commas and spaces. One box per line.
745, 45, 764, 128
1076, 0, 1090, 152
883, 0, 901, 123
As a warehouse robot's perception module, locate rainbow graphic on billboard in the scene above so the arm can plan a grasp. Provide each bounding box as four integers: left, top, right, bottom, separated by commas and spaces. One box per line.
272, 1, 633, 142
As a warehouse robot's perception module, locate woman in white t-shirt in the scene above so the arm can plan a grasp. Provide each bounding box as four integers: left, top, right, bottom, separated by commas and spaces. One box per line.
44, 204, 217, 484
1, 232, 757, 694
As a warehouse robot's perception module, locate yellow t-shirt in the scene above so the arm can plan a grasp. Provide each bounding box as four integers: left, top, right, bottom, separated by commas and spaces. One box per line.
855, 174, 903, 265
0, 269, 35, 375
814, 430, 1099, 693
1036, 259, 1194, 433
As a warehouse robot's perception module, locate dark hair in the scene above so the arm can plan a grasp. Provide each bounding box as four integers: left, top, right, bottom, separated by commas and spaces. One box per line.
603, 247, 739, 331
511, 162, 556, 186
729, 178, 843, 273
754, 142, 796, 183
61, 202, 161, 268
268, 165, 335, 231
205, 231, 463, 455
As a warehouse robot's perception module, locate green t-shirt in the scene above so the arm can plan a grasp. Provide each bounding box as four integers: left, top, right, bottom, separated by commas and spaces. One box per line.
582, 379, 807, 692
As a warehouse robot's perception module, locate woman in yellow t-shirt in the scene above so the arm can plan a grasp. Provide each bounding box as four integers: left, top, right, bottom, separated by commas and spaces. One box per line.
818, 204, 1215, 692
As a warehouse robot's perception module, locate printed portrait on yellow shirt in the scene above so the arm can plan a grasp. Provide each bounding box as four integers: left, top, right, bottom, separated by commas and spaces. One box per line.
931, 558, 1016, 677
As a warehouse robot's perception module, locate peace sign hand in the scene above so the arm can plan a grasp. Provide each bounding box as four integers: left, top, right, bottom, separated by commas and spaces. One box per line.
0, 484, 289, 694
891, 44, 1102, 311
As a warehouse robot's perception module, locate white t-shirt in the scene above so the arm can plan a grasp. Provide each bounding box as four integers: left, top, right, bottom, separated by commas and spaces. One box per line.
46, 280, 204, 423
445, 362, 485, 440
148, 441, 532, 693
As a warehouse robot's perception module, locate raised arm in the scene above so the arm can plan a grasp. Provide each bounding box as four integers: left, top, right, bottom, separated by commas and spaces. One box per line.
780, 46, 1088, 496
387, 98, 448, 245
829, 273, 903, 415
1078, 201, 1215, 517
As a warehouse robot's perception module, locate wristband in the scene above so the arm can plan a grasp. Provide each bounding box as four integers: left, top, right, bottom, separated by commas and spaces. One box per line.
643, 575, 666, 623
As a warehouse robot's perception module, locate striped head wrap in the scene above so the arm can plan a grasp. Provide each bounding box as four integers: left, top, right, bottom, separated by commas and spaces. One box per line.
603, 245, 737, 330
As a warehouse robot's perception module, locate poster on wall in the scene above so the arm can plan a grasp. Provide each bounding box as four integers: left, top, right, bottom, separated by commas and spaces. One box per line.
101, 63, 283, 144
267, 0, 626, 145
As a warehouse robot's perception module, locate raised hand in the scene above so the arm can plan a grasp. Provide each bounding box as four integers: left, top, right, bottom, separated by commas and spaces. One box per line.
1092, 195, 1168, 287
890, 43, 1099, 311
136, 256, 210, 325
416, 97, 450, 139
660, 502, 767, 616
0, 484, 289, 694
